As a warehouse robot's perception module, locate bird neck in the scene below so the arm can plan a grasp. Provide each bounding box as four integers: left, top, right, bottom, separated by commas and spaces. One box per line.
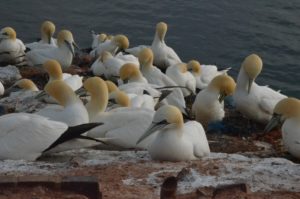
86, 91, 108, 119
153, 32, 165, 45
236, 67, 251, 91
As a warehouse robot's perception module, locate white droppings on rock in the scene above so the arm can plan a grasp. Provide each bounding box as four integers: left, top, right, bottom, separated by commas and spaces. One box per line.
0, 65, 21, 85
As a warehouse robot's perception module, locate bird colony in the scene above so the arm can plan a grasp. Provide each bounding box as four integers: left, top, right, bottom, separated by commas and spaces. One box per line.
0, 20, 298, 163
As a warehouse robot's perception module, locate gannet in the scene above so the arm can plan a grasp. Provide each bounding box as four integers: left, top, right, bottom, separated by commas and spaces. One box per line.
187, 60, 230, 90
119, 63, 147, 84
36, 80, 89, 126
0, 113, 101, 160
3, 78, 39, 97
192, 75, 236, 127
25, 21, 57, 50
90, 34, 129, 57
26, 30, 78, 69
126, 22, 181, 70
138, 48, 187, 114
0, 27, 25, 64
109, 90, 156, 111
91, 31, 107, 49
166, 63, 196, 97
82, 77, 155, 149
264, 98, 300, 159
100, 51, 139, 79
151, 22, 181, 69
44, 60, 83, 91
233, 54, 287, 123
137, 105, 210, 161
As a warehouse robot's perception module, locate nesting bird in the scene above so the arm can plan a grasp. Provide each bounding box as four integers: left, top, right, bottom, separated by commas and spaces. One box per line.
192, 75, 236, 128
0, 113, 101, 160
4, 78, 39, 97
90, 34, 129, 57
36, 80, 89, 126
81, 77, 155, 149
233, 54, 286, 123
43, 60, 83, 91
26, 30, 78, 69
91, 31, 107, 49
0, 27, 25, 65
119, 63, 147, 84
138, 48, 187, 114
126, 22, 181, 70
264, 98, 300, 159
166, 63, 196, 97
187, 60, 230, 90
137, 105, 210, 161
26, 20, 57, 49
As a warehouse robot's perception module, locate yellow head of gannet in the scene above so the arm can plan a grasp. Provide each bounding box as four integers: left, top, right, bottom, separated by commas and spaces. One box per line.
187, 60, 201, 76
15, 79, 39, 91
107, 34, 114, 40
4, 78, 39, 96
119, 63, 141, 82
83, 77, 108, 119
112, 34, 129, 54
100, 51, 113, 62
208, 75, 236, 102
177, 63, 188, 73
156, 22, 167, 42
242, 54, 263, 93
105, 80, 118, 93
57, 30, 78, 56
44, 80, 78, 107
98, 33, 107, 42
265, 98, 300, 132
109, 90, 131, 107
43, 59, 63, 81
137, 105, 183, 144
138, 48, 154, 67
144, 105, 186, 145
41, 21, 55, 44
0, 27, 16, 40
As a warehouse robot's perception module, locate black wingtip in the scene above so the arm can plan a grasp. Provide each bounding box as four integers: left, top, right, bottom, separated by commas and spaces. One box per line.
25, 47, 31, 53
43, 122, 103, 152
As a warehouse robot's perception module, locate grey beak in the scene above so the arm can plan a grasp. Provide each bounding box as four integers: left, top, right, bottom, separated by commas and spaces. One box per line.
35, 90, 48, 100
248, 79, 254, 94
136, 120, 167, 145
114, 47, 124, 55
218, 93, 226, 103
264, 114, 281, 133
73, 42, 80, 50
3, 84, 19, 97
75, 87, 87, 97
65, 40, 75, 56
47, 32, 51, 44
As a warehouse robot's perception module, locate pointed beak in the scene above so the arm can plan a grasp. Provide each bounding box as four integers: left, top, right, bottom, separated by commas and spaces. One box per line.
3, 85, 18, 97
122, 78, 129, 84
47, 32, 51, 44
248, 78, 254, 94
264, 114, 281, 133
136, 120, 167, 145
73, 42, 80, 50
35, 91, 47, 100
64, 40, 75, 56
114, 47, 124, 55
218, 93, 226, 103
75, 87, 87, 97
